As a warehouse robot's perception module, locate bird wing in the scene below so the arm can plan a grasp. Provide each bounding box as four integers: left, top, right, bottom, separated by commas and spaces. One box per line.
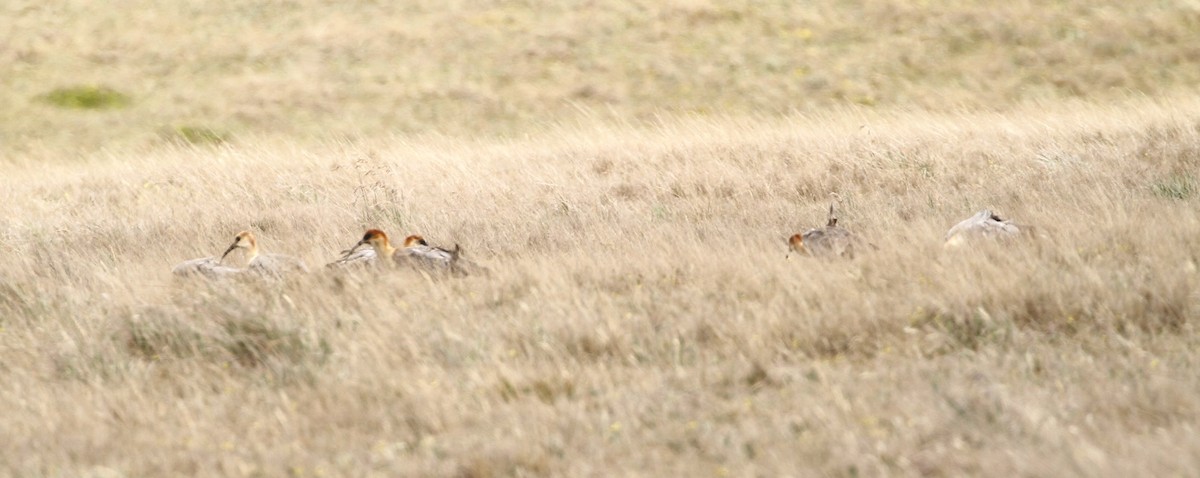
981, 218, 1021, 237
397, 245, 454, 270
802, 227, 856, 257
250, 253, 310, 276
326, 247, 378, 268
172, 257, 244, 279
945, 209, 991, 241
800, 228, 828, 251
945, 209, 1024, 246
802, 228, 838, 253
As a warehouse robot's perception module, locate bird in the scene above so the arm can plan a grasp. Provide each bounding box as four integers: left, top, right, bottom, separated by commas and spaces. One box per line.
332, 229, 398, 267
332, 229, 483, 276
399, 234, 489, 276
943, 209, 1027, 248
396, 234, 457, 271
172, 256, 245, 279
787, 201, 862, 259
220, 231, 309, 278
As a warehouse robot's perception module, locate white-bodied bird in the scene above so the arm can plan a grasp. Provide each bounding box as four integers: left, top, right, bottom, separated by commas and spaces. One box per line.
220, 231, 309, 278
943, 209, 1027, 248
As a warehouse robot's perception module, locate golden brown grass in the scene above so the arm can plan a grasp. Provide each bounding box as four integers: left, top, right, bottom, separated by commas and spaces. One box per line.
3, 95, 1200, 476
4, 0, 1200, 476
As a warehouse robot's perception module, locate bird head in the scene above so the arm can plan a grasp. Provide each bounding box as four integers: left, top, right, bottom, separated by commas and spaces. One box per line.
341, 229, 390, 255
221, 231, 257, 260
356, 229, 390, 249
403, 235, 429, 248
786, 233, 807, 259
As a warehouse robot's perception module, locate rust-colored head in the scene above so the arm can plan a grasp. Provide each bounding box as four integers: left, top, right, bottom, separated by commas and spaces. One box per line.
786, 233, 808, 259
344, 228, 394, 257
361, 229, 389, 245
355, 229, 390, 250
788, 234, 805, 252
334, 229, 391, 260
403, 235, 429, 248
221, 231, 258, 260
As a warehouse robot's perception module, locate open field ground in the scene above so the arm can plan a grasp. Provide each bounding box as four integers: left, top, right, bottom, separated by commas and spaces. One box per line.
3, 0, 1200, 476
3, 98, 1200, 476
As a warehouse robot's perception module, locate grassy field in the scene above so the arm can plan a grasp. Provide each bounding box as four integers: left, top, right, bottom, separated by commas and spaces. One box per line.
4, 0, 1200, 153
4, 0, 1200, 476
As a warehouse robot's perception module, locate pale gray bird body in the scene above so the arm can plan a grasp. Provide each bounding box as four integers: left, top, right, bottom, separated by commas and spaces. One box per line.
326, 246, 379, 268
397, 236, 455, 270
172, 256, 245, 279
944, 209, 1025, 248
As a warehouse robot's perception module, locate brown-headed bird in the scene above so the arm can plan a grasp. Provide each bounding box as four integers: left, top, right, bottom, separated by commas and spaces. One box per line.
220, 231, 309, 278
787, 202, 863, 259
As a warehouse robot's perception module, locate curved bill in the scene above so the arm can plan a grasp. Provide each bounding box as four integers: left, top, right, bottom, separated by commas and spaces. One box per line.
220, 241, 239, 261
337, 239, 369, 259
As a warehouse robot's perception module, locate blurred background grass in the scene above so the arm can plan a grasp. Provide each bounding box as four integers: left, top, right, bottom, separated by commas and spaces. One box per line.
3, 0, 1198, 154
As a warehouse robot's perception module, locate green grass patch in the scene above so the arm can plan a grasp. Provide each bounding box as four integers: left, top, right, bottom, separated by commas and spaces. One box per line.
39, 85, 131, 110
1152, 174, 1196, 200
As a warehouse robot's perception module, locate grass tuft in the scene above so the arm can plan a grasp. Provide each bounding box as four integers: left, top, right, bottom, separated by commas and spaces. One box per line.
1152, 174, 1197, 200
163, 125, 231, 146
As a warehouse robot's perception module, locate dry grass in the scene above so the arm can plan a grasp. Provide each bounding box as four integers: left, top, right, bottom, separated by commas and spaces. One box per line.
4, 0, 1200, 476
2, 96, 1200, 476
3, 0, 1200, 153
